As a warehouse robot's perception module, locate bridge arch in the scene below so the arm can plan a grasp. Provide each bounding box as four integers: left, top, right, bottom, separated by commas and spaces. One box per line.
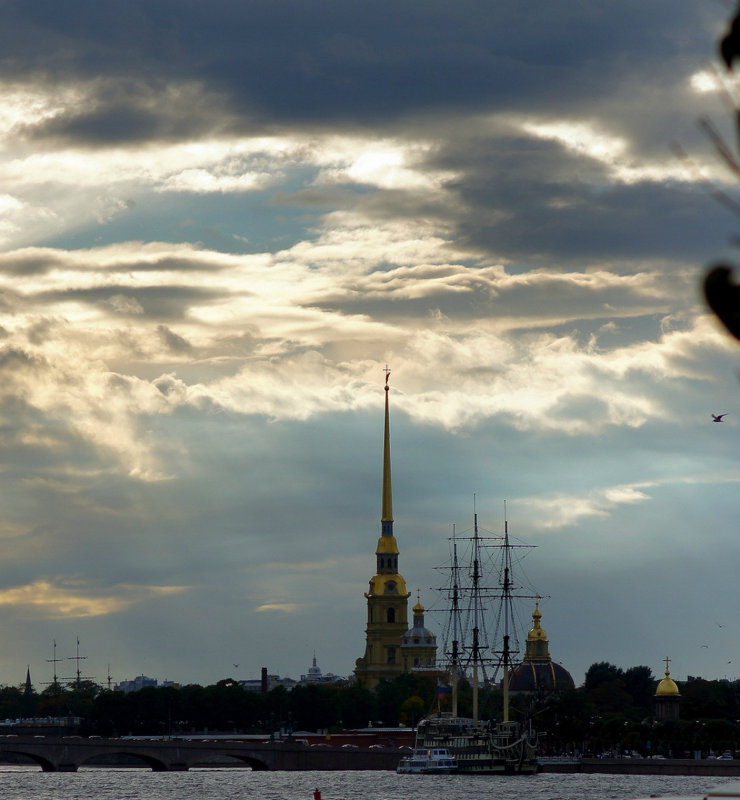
217, 751, 269, 770
1, 749, 57, 772
80, 749, 171, 772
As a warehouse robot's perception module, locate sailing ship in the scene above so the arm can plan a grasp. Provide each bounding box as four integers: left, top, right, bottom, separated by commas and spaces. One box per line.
413, 507, 539, 774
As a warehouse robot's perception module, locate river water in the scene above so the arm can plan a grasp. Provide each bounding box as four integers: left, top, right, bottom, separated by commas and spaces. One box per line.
0, 767, 733, 800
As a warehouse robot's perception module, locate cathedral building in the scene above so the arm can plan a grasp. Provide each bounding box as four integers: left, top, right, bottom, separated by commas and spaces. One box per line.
355, 370, 436, 688
401, 593, 437, 672
508, 603, 575, 696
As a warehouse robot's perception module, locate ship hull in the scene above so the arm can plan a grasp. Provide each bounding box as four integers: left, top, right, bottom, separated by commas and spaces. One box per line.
415, 715, 538, 775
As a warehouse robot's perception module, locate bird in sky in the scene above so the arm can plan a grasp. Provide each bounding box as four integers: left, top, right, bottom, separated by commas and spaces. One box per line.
712, 413, 728, 422
233, 663, 239, 668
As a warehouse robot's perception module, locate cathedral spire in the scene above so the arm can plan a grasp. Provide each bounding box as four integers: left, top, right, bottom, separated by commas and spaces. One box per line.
381, 365, 393, 536
354, 366, 411, 689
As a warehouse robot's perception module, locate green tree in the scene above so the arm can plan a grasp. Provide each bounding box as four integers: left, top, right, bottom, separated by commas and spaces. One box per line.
37, 683, 69, 718
0, 686, 26, 720
375, 674, 435, 727
584, 662, 624, 692
336, 684, 377, 730
290, 684, 341, 731
681, 679, 734, 721
399, 695, 425, 726
624, 666, 654, 712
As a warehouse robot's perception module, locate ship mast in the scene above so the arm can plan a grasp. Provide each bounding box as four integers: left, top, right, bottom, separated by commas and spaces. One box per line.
502, 514, 511, 723
450, 526, 460, 718
433, 502, 540, 725
471, 507, 481, 725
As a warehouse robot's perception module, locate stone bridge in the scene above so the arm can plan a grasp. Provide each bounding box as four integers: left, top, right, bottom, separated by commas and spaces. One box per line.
0, 736, 402, 772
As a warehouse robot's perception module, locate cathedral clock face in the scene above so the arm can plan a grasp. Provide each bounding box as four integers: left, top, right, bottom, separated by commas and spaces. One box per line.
384, 580, 397, 593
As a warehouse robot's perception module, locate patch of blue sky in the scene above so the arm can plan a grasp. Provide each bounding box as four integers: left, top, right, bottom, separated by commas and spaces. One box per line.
37, 186, 326, 256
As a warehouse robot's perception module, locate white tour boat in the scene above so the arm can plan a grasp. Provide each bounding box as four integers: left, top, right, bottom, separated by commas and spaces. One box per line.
396, 747, 458, 774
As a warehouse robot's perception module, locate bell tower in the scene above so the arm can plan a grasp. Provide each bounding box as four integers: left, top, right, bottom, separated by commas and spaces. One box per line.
354, 367, 410, 688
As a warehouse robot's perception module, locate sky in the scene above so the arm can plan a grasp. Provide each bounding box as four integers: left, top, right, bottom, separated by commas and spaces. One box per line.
0, 0, 737, 693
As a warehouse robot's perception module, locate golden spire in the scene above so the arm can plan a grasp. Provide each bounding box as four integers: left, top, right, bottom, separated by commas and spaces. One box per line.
381, 365, 393, 529
524, 603, 551, 661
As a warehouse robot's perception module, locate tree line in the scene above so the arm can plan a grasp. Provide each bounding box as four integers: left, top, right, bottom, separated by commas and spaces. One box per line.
1, 662, 739, 757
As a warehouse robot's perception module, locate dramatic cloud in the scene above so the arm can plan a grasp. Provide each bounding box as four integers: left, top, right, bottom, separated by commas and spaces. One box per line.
0, 0, 735, 690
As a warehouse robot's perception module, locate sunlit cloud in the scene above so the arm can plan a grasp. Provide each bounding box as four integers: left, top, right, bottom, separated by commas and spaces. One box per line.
255, 603, 303, 613
0, 232, 724, 472
159, 168, 275, 193
314, 139, 455, 191
0, 579, 190, 618
520, 117, 696, 184
689, 69, 720, 94
0, 81, 86, 136
524, 482, 657, 530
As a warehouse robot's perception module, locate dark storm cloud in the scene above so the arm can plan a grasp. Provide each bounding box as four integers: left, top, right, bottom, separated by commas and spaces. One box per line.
19, 80, 235, 146
0, 345, 43, 373
29, 98, 192, 147
33, 284, 223, 320
0, 251, 229, 278
0, 252, 63, 276
156, 324, 192, 354
0, 1, 719, 135
454, 175, 726, 264
417, 131, 723, 264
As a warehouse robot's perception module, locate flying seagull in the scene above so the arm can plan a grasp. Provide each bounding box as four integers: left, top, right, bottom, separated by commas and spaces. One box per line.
712, 413, 728, 422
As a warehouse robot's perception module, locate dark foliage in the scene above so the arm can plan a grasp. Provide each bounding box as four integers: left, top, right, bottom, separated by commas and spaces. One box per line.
5, 664, 740, 757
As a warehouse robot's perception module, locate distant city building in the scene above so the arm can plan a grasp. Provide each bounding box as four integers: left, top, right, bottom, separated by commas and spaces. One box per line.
0, 716, 81, 735
240, 673, 297, 692
114, 675, 177, 693
299, 653, 342, 684
654, 657, 681, 721
508, 604, 575, 696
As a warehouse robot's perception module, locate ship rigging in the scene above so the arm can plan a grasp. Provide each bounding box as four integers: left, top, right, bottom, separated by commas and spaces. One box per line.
411, 503, 541, 774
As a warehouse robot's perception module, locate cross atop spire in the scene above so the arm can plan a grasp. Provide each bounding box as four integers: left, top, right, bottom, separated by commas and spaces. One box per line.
384, 364, 391, 389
